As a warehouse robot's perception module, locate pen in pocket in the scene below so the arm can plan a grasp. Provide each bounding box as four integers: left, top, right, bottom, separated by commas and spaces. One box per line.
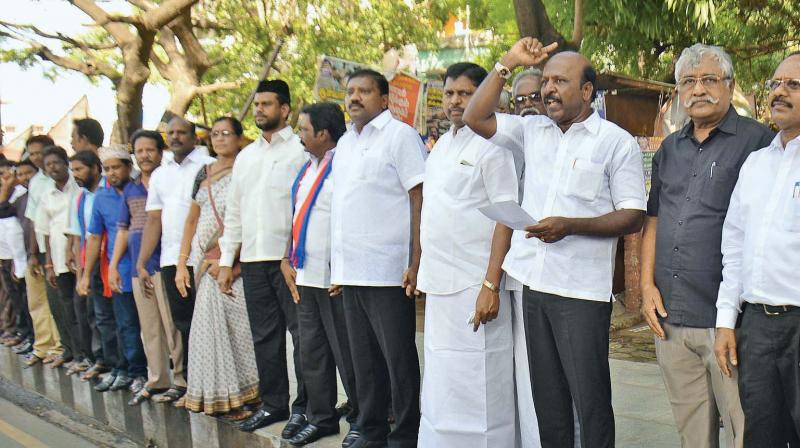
710, 161, 717, 179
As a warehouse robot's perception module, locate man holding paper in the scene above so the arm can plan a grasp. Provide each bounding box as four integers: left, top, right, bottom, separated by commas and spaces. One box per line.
463, 39, 646, 448
416, 62, 518, 447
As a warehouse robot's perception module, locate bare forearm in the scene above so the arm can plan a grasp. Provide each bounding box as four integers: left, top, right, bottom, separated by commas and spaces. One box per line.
177, 204, 199, 269
462, 70, 504, 139
43, 236, 53, 265
568, 209, 644, 238
485, 224, 513, 285
640, 216, 658, 287
138, 211, 161, 268
109, 229, 128, 270
408, 184, 423, 268
84, 236, 102, 274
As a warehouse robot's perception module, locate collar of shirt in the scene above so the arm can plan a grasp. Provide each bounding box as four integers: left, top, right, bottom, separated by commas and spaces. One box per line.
308, 148, 335, 167
258, 126, 295, 146
164, 146, 210, 167
678, 106, 739, 142
768, 131, 800, 152
354, 109, 393, 135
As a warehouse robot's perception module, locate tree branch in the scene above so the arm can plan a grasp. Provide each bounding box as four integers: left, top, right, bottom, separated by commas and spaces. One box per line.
570, 0, 583, 48
0, 20, 116, 50
68, 0, 134, 43
196, 81, 240, 95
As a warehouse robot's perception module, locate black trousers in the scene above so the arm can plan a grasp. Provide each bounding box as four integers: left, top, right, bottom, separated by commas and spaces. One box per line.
738, 304, 800, 447
73, 277, 96, 364
343, 286, 420, 447
297, 285, 358, 429
241, 261, 306, 414
85, 266, 104, 362
0, 260, 32, 341
160, 265, 194, 380
523, 288, 614, 448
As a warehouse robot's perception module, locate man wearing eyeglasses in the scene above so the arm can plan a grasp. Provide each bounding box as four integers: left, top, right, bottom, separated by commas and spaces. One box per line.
714, 52, 800, 447
511, 69, 544, 117
640, 44, 774, 448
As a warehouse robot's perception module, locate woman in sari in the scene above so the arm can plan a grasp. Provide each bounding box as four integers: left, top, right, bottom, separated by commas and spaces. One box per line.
175, 116, 259, 419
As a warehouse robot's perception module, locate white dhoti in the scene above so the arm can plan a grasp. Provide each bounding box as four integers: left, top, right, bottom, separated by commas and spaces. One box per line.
419, 285, 515, 448
510, 288, 542, 448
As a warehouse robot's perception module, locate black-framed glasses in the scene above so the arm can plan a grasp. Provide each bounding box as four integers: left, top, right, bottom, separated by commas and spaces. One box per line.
765, 78, 800, 92
677, 75, 730, 90
211, 130, 235, 138
513, 92, 542, 105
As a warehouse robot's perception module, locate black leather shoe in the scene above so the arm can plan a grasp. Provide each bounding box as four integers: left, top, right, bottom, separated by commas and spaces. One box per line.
289, 423, 339, 446
239, 409, 289, 433
341, 429, 362, 448
282, 413, 307, 439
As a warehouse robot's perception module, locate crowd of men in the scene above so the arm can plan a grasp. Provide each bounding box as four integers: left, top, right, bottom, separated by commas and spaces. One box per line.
0, 38, 798, 448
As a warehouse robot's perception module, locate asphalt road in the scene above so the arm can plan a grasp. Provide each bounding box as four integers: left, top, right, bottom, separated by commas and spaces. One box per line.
0, 396, 97, 448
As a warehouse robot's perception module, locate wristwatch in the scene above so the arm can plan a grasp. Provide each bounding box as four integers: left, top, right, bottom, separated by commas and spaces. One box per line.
483, 279, 499, 292
494, 61, 512, 80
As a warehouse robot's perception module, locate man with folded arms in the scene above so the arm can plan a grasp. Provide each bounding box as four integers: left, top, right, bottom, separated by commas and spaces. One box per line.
715, 52, 800, 447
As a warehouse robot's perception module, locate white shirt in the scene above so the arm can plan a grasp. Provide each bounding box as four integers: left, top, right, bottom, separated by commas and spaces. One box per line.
219, 126, 307, 267
25, 170, 54, 253
330, 110, 427, 286
417, 126, 518, 295
0, 185, 29, 277
489, 112, 647, 302
293, 150, 334, 289
716, 133, 800, 328
35, 177, 80, 274
146, 147, 215, 267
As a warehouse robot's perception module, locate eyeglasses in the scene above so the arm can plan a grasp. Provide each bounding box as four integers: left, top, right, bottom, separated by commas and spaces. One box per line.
513, 92, 542, 104
211, 130, 235, 138
678, 75, 730, 90
765, 78, 800, 92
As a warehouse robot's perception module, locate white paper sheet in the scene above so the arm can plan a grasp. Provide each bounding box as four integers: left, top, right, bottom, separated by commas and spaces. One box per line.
478, 201, 538, 231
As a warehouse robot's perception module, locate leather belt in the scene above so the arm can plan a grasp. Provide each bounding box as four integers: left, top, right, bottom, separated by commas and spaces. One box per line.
756, 303, 798, 316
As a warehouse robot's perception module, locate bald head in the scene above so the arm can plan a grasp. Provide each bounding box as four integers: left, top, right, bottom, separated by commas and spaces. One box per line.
541, 51, 597, 129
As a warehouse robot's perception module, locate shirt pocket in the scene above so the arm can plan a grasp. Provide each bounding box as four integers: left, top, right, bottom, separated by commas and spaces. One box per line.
564, 158, 605, 202
443, 163, 476, 200
699, 165, 736, 212
786, 193, 800, 233
267, 160, 295, 190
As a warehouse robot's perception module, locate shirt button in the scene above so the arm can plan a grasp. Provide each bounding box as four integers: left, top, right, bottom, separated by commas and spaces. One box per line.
674, 247, 679, 252
673, 274, 679, 279
678, 220, 684, 225
685, 197, 690, 201
692, 172, 697, 177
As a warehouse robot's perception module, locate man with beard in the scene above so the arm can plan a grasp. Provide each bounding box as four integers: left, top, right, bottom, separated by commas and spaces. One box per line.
329, 69, 426, 448
512, 68, 545, 117
640, 44, 773, 448
715, 52, 800, 447
18, 136, 63, 367
37, 146, 84, 373
111, 130, 184, 406
280, 102, 360, 446
67, 151, 108, 381
79, 146, 147, 393
217, 80, 308, 435
464, 39, 647, 447
138, 117, 214, 405
416, 62, 517, 448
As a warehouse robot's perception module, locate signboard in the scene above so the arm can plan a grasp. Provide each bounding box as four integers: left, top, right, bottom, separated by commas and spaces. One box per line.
423, 80, 450, 147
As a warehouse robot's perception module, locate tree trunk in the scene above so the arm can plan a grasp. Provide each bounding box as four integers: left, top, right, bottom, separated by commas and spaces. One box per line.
512, 0, 580, 51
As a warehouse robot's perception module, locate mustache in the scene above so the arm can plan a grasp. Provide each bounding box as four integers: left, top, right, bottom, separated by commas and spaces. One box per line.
520, 107, 542, 117
348, 101, 363, 109
684, 95, 720, 108
771, 97, 792, 108
448, 108, 464, 114
544, 94, 561, 103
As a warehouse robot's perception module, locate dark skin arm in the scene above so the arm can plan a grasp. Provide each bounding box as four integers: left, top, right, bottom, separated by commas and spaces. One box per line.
175, 202, 200, 298
137, 210, 162, 290
43, 235, 57, 288
279, 238, 301, 304
639, 216, 667, 339
402, 184, 423, 298
473, 224, 513, 332
524, 209, 644, 243
108, 229, 129, 293
77, 235, 102, 297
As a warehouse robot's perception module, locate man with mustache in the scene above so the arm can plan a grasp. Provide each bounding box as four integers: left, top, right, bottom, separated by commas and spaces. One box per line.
512, 68, 544, 117
416, 62, 517, 447
217, 80, 308, 436
330, 69, 426, 448
137, 117, 214, 405
714, 52, 800, 447
640, 44, 773, 448
464, 38, 647, 447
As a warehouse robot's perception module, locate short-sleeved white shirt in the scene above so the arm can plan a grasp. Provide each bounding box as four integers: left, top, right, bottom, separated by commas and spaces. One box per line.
330, 110, 427, 286
417, 126, 518, 295
146, 147, 215, 267
489, 111, 646, 302
35, 178, 80, 274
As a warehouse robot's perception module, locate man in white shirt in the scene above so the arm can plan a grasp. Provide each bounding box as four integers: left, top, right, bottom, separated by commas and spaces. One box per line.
217, 80, 308, 435
464, 39, 647, 448
416, 62, 518, 448
137, 117, 214, 404
714, 53, 800, 447
330, 69, 426, 448
280, 102, 360, 447
37, 146, 85, 372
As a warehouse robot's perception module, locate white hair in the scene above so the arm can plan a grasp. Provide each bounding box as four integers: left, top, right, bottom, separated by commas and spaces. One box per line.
512, 68, 543, 95
674, 44, 734, 81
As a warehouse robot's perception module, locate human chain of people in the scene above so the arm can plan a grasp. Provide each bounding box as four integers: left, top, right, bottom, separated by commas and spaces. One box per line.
0, 38, 798, 448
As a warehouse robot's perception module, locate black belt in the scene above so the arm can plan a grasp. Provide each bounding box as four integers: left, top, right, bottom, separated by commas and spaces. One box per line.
753, 303, 798, 316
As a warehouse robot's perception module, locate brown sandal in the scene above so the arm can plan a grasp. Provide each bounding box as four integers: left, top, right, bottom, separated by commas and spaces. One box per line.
153, 386, 186, 403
